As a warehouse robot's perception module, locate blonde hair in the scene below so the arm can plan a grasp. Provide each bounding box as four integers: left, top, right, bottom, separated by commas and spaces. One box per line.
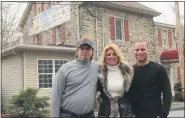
100, 43, 126, 66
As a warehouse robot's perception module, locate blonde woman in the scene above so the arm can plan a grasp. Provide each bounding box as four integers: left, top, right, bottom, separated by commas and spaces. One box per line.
97, 43, 134, 118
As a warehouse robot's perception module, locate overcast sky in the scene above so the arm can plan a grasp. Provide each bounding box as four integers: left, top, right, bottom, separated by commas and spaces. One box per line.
2, 1, 184, 28
140, 2, 184, 25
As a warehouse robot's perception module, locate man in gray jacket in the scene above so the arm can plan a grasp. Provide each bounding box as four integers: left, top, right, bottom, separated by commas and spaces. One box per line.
50, 39, 99, 118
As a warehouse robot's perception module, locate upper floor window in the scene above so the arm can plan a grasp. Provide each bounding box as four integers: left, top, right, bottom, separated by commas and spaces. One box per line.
115, 18, 123, 40
56, 25, 62, 44
162, 30, 168, 45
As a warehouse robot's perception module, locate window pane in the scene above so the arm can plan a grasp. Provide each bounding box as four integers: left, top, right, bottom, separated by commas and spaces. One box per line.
48, 64, 52, 69
44, 84, 48, 88
116, 20, 122, 30
48, 75, 52, 79
43, 75, 47, 79
38, 65, 42, 68
48, 60, 52, 64
44, 69, 48, 73
38, 69, 42, 73
55, 60, 59, 64
49, 69, 53, 73
115, 19, 122, 40
55, 65, 59, 68
38, 60, 42, 64
44, 65, 47, 68
43, 60, 47, 64
116, 30, 122, 40
44, 79, 47, 83
49, 79, 52, 83
39, 84, 43, 88
39, 79, 42, 83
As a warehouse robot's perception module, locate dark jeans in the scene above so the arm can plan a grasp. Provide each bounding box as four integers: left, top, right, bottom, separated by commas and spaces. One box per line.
60, 109, 94, 118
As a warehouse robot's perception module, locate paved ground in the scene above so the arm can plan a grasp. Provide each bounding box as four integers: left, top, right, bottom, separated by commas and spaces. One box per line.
168, 103, 184, 117
168, 110, 184, 117
170, 103, 184, 111
94, 103, 184, 117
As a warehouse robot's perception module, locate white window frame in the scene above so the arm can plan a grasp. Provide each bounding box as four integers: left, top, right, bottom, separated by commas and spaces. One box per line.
37, 59, 69, 89
162, 30, 168, 46
56, 25, 62, 45
115, 18, 123, 41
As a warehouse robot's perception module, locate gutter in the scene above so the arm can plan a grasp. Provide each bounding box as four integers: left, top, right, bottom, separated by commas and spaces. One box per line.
89, 2, 161, 17
2, 44, 76, 57
154, 22, 176, 29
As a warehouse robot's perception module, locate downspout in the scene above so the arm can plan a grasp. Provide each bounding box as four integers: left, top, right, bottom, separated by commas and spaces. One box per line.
77, 5, 80, 40
95, 9, 98, 60
77, 2, 83, 41
102, 11, 105, 50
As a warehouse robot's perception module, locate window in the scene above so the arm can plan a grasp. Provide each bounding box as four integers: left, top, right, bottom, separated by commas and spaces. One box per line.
162, 30, 168, 45
38, 59, 69, 88
115, 18, 123, 40
33, 34, 40, 45
56, 25, 62, 44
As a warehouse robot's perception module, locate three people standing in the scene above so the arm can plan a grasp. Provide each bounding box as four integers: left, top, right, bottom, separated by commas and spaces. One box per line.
51, 39, 172, 118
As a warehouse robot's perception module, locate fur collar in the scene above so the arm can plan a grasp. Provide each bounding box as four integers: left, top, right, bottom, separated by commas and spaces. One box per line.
98, 64, 133, 99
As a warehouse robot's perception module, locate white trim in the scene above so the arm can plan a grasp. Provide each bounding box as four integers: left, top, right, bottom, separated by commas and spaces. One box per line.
37, 59, 39, 88
2, 44, 76, 57
23, 52, 25, 90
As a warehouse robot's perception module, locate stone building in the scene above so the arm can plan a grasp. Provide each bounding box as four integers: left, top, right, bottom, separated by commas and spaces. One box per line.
2, 1, 180, 106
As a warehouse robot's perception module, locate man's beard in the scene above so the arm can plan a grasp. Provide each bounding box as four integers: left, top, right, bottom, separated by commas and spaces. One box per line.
81, 55, 89, 61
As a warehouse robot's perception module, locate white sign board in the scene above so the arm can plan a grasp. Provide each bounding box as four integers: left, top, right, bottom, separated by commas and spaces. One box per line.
29, 2, 70, 36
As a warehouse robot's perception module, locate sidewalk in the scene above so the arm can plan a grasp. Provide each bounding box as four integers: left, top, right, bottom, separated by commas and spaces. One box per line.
170, 102, 184, 111
168, 110, 184, 117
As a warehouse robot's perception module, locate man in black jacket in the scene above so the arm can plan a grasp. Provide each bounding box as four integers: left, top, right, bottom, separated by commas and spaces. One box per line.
128, 41, 172, 118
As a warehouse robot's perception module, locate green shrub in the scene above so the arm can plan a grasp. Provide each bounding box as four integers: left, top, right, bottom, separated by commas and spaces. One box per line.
173, 82, 182, 92
174, 91, 183, 101
7, 88, 50, 118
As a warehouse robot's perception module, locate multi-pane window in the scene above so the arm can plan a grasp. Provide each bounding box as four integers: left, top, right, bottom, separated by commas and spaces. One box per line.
56, 25, 62, 44
38, 59, 69, 88
162, 30, 167, 45
115, 18, 123, 40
